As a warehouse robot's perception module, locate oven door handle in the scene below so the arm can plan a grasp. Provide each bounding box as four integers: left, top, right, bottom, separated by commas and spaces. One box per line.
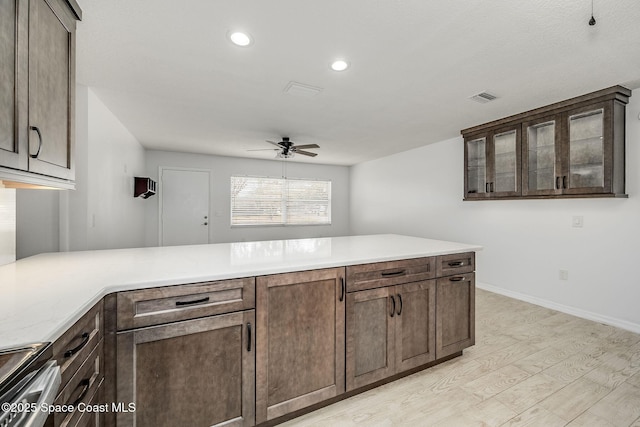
18, 361, 61, 427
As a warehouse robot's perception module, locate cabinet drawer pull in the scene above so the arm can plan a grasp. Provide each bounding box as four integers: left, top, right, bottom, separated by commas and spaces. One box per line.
389, 295, 396, 317
71, 378, 91, 407
247, 322, 252, 352
485, 183, 490, 193
396, 294, 402, 316
381, 269, 406, 278
449, 276, 465, 282
490, 182, 494, 193
29, 126, 43, 158
562, 175, 567, 189
448, 261, 464, 267
339, 277, 345, 302
64, 332, 90, 358
556, 176, 561, 190
175, 296, 210, 307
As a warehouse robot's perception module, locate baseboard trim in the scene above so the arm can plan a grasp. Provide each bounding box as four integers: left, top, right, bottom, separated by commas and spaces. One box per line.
476, 282, 640, 334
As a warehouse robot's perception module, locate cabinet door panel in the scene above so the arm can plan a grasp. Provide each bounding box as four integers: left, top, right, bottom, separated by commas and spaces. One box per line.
491, 128, 520, 195
522, 116, 562, 196
395, 280, 436, 372
436, 273, 475, 359
464, 136, 489, 199
0, 0, 27, 170
0, 0, 17, 155
564, 102, 613, 195
256, 268, 345, 423
28, 0, 75, 180
117, 311, 255, 427
346, 287, 394, 391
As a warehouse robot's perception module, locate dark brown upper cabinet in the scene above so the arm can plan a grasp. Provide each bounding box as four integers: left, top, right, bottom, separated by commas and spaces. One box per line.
462, 86, 631, 200
0, 0, 81, 188
464, 124, 521, 199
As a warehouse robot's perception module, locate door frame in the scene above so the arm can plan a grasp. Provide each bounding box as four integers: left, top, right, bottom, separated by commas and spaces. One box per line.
158, 166, 212, 246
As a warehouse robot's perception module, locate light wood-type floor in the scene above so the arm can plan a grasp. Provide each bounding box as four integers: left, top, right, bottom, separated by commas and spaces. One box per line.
281, 289, 640, 427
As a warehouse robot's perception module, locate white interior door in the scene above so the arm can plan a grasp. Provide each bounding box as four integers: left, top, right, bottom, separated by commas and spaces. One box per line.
160, 168, 210, 246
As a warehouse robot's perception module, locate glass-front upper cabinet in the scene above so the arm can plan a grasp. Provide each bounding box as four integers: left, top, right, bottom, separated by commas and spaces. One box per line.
522, 116, 560, 196
464, 126, 520, 199
522, 102, 614, 196
465, 137, 487, 198
462, 86, 629, 200
564, 103, 612, 195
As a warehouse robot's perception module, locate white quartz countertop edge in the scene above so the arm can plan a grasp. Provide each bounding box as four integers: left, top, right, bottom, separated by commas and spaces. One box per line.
0, 234, 482, 349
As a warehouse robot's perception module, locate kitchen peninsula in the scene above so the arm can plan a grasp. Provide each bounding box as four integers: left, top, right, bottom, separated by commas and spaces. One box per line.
0, 234, 481, 426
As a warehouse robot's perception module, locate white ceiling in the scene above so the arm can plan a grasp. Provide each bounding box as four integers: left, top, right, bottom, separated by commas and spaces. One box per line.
76, 0, 640, 166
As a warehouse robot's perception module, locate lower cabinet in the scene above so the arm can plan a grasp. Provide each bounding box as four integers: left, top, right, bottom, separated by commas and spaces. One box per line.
346, 280, 436, 391
436, 272, 475, 359
256, 268, 345, 424
116, 311, 255, 427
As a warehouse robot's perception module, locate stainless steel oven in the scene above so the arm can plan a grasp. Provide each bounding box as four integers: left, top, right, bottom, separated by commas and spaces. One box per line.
0, 343, 61, 427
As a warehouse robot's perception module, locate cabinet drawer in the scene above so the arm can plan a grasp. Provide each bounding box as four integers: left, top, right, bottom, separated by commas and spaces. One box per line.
436, 252, 475, 277
53, 301, 103, 389
54, 340, 104, 427
116, 277, 256, 330
346, 257, 435, 292
59, 379, 103, 427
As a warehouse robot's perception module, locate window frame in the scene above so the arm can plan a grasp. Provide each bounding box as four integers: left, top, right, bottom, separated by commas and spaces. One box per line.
230, 175, 332, 227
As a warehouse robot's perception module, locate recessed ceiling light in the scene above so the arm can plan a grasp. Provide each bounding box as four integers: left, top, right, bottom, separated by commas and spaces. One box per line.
228, 31, 253, 47
330, 60, 349, 72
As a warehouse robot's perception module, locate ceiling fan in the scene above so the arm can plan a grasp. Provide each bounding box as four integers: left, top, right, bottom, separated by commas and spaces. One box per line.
249, 137, 320, 158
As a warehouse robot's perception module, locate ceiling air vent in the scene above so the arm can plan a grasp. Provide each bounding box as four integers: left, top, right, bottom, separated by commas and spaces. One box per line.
469, 91, 498, 104
283, 81, 323, 98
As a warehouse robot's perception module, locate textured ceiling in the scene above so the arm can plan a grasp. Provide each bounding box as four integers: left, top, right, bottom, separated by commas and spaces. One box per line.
76, 0, 640, 166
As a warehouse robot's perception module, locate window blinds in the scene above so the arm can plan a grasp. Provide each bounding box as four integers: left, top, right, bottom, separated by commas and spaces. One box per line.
231, 176, 331, 226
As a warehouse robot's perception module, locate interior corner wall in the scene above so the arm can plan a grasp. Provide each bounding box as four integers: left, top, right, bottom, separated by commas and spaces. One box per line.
83, 88, 146, 250
350, 90, 640, 332
143, 150, 350, 246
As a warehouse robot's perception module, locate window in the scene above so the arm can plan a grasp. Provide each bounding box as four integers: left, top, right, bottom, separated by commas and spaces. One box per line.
231, 176, 331, 226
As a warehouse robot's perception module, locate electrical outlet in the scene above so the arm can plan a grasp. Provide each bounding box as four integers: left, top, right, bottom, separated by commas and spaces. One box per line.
559, 269, 569, 280
572, 216, 583, 228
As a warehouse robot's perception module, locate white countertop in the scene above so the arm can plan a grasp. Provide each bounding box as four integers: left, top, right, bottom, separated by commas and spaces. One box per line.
0, 234, 481, 348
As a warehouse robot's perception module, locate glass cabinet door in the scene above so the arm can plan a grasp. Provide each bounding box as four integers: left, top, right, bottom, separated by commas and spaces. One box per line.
523, 118, 559, 195
567, 108, 605, 191
492, 130, 518, 194
465, 137, 487, 197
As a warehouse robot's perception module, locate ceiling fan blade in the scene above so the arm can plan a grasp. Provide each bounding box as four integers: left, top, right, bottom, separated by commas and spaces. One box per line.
295, 150, 318, 157
266, 140, 284, 147
248, 148, 279, 151
293, 144, 320, 150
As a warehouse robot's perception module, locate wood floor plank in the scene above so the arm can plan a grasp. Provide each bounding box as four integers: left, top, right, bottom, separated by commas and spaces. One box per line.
500, 405, 567, 427
587, 382, 640, 426
538, 377, 612, 422
494, 372, 565, 413
461, 365, 531, 401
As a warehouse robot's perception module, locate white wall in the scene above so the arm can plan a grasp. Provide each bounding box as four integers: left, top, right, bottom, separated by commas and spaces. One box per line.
82, 88, 147, 250
144, 150, 350, 245
0, 187, 16, 265
15, 86, 147, 257
16, 190, 59, 259
351, 90, 640, 332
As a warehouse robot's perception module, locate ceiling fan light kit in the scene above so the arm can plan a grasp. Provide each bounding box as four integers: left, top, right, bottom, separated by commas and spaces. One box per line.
250, 137, 320, 159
